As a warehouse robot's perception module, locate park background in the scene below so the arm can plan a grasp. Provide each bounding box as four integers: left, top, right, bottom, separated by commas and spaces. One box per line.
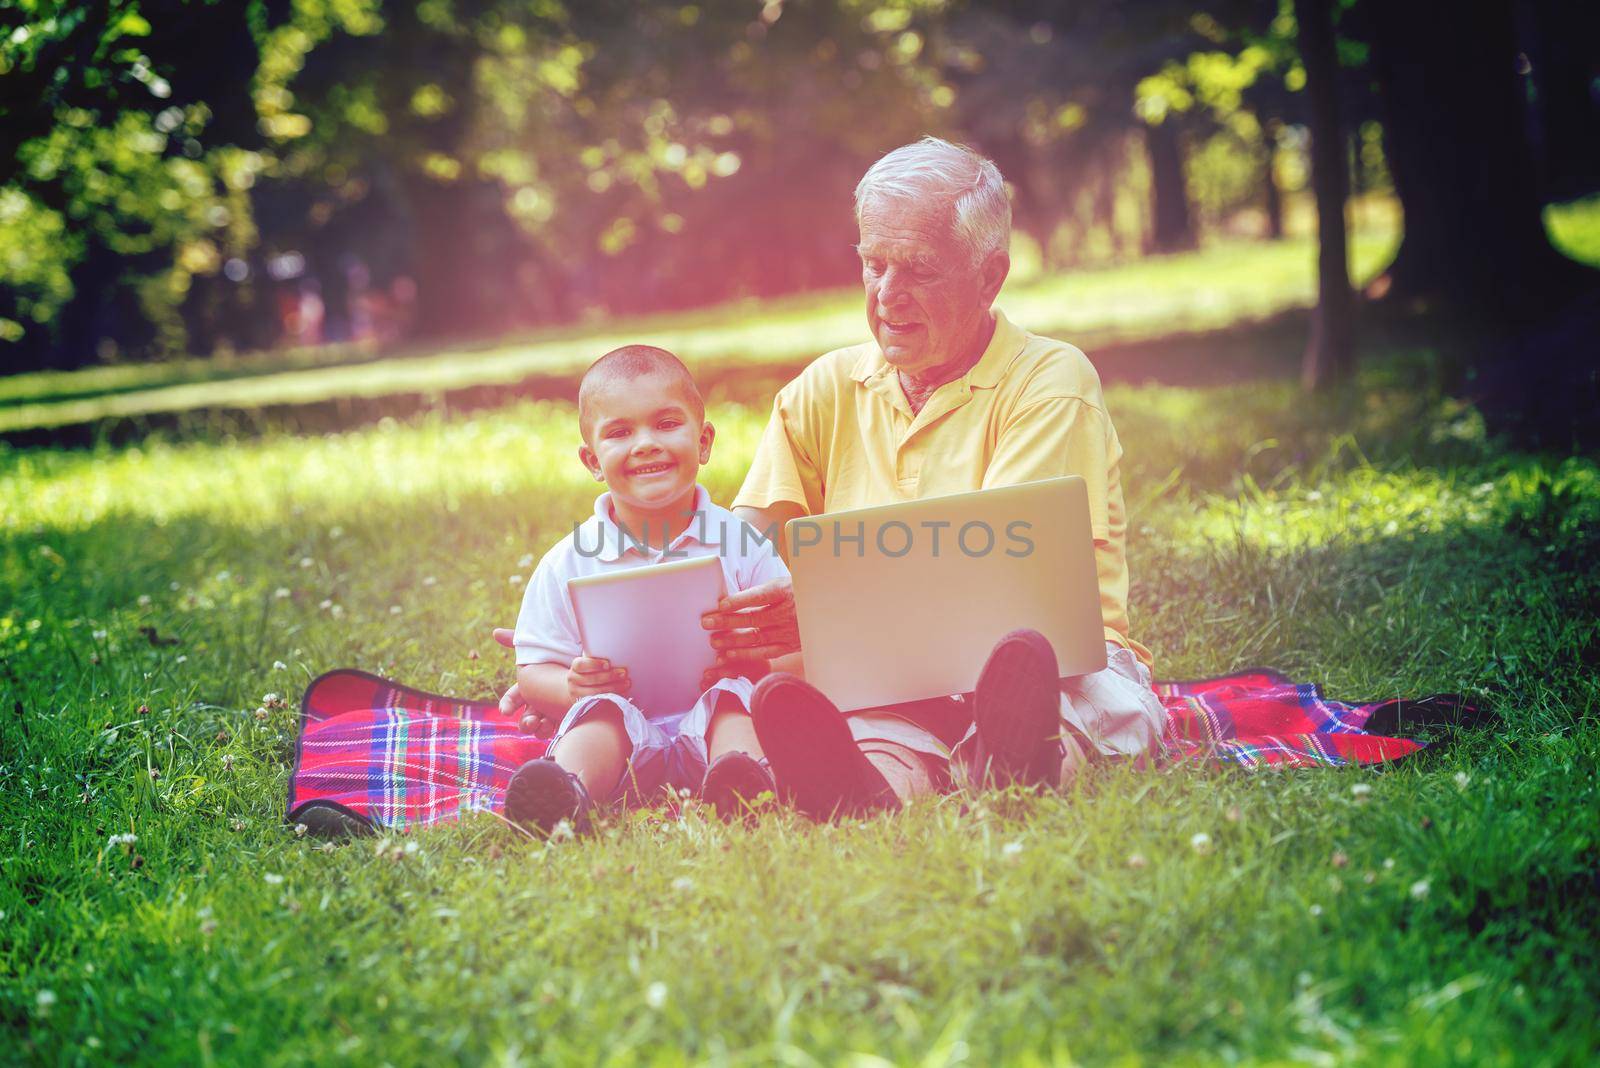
3, 1, 1599, 1064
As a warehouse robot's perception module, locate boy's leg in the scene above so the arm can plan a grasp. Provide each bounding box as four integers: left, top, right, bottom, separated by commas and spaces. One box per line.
549, 703, 633, 799
700, 690, 776, 818
706, 690, 764, 763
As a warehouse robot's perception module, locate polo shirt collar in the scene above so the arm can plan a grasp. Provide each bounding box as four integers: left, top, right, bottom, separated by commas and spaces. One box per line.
588, 483, 719, 563
849, 309, 1025, 392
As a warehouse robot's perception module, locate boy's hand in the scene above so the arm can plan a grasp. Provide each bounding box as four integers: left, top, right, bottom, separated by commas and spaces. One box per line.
519, 710, 559, 737
701, 656, 770, 690
568, 656, 629, 701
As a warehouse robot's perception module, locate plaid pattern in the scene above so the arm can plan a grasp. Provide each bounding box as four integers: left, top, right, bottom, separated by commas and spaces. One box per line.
287, 670, 548, 830
1155, 668, 1424, 768
288, 666, 1430, 830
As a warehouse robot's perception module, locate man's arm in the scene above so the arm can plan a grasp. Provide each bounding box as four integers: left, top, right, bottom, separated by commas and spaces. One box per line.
732, 502, 805, 567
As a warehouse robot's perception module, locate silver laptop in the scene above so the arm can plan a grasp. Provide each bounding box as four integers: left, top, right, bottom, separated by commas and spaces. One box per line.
785, 476, 1106, 712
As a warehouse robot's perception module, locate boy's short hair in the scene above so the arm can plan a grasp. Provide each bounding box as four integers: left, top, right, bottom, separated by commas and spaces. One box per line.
578, 345, 705, 439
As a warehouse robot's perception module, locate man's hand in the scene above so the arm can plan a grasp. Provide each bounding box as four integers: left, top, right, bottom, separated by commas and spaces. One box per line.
568, 655, 629, 701
700, 577, 802, 660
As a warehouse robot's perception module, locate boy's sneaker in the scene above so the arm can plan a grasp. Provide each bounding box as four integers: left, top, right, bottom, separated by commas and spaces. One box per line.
971, 629, 1063, 789
751, 673, 898, 820
700, 751, 777, 821
505, 759, 594, 835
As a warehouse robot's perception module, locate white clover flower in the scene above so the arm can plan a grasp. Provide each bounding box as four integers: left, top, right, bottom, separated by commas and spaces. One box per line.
221, 754, 235, 772
107, 833, 138, 848
263, 873, 284, 885
273, 660, 288, 671
1350, 783, 1373, 799
175, 654, 188, 664
294, 823, 308, 838
92, 629, 108, 641
403, 840, 419, 855
262, 693, 280, 706
389, 605, 403, 615
671, 876, 695, 891
319, 599, 333, 610
422, 576, 437, 587
137, 594, 152, 607
170, 581, 181, 591
299, 557, 314, 569
199, 918, 218, 936
1001, 840, 1024, 857
645, 982, 668, 1010
1126, 852, 1148, 869
215, 571, 231, 582
1383, 857, 1396, 870
508, 575, 523, 586
518, 553, 535, 569
329, 526, 343, 539
35, 989, 56, 1013
1409, 879, 1431, 900
1309, 904, 1323, 917
274, 587, 291, 600
1454, 771, 1471, 789
1189, 832, 1213, 855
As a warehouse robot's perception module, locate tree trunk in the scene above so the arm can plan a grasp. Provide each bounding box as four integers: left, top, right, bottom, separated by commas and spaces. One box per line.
1143, 121, 1197, 254
1365, 0, 1591, 325
1295, 0, 1354, 390
1261, 119, 1285, 241
400, 175, 517, 343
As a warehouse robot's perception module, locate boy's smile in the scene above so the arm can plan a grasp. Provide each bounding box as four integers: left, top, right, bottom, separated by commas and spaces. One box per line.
579, 370, 714, 532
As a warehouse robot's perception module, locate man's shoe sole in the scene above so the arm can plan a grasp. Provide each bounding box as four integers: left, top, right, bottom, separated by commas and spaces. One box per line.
751, 674, 896, 820
972, 629, 1062, 788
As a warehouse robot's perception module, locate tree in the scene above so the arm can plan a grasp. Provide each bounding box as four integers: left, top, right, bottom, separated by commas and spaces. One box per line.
1293, 0, 1352, 389
1361, 0, 1594, 325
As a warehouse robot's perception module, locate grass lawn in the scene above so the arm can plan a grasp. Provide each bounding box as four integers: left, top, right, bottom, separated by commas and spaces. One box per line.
4, 319, 1599, 1063
1, 221, 1409, 438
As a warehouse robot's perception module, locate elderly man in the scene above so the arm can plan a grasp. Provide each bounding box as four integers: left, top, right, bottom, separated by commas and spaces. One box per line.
692, 136, 1167, 815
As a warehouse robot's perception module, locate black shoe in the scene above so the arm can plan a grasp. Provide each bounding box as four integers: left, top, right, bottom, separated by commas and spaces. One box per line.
750, 673, 898, 820
971, 629, 1063, 788
289, 800, 374, 840
700, 751, 777, 821
505, 759, 594, 834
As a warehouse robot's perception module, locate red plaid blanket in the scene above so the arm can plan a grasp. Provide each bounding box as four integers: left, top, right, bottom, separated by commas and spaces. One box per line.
288, 668, 1467, 831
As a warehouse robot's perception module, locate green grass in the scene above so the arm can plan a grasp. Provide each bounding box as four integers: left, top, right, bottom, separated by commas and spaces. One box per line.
0, 224, 1406, 437
3, 341, 1598, 1063
8, 193, 1599, 440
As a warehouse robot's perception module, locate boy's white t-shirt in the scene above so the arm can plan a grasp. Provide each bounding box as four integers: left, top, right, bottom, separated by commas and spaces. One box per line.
513, 484, 790, 668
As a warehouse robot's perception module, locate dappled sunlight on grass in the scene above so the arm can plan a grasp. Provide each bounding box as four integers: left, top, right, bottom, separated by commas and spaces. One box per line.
2, 226, 1403, 436
0, 403, 770, 535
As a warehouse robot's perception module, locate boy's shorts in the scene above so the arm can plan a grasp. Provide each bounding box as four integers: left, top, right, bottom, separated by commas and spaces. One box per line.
548, 677, 757, 804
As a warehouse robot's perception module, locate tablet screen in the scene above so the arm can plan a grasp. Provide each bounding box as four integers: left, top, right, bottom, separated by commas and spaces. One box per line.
568, 555, 727, 716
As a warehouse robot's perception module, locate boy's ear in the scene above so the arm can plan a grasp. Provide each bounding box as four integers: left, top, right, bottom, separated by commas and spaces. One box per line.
698, 420, 715, 464
578, 443, 604, 481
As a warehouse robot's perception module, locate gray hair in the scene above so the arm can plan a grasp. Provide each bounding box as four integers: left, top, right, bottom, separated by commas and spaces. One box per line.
853, 136, 1011, 265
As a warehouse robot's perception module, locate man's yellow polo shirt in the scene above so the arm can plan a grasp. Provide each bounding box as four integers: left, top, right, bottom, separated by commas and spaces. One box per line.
732, 309, 1150, 667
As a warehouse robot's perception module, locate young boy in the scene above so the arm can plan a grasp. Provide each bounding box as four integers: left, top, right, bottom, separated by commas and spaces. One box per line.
504, 345, 790, 832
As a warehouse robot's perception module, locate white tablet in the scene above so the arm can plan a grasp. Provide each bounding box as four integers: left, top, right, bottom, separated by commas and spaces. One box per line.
567, 554, 727, 716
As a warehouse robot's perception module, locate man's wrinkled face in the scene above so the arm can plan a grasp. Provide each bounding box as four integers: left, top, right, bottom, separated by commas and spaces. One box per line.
856, 194, 1006, 378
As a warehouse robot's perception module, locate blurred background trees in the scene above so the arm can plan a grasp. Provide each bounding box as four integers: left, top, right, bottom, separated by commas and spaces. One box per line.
3, 0, 1597, 420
